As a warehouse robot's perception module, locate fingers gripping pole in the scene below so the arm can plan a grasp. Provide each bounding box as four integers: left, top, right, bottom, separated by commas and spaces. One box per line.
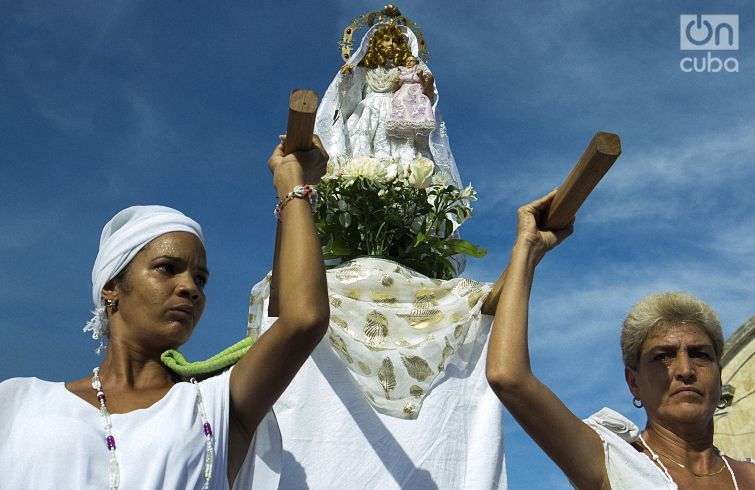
269, 89, 320, 317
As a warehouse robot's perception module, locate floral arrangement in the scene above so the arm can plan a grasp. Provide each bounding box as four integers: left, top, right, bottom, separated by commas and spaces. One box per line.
314, 156, 486, 280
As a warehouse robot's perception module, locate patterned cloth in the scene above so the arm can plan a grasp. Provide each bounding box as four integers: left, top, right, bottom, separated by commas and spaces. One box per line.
248, 257, 491, 418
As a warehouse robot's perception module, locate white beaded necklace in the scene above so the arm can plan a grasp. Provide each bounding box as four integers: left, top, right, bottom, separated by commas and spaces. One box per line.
91, 367, 215, 489
638, 434, 739, 490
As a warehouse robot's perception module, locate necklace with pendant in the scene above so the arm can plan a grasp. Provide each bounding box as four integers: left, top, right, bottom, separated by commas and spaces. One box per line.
651, 446, 727, 477
638, 434, 739, 487
91, 367, 215, 489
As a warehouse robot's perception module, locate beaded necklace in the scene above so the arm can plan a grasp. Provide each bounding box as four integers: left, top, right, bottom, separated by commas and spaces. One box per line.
638, 434, 738, 489
91, 367, 215, 489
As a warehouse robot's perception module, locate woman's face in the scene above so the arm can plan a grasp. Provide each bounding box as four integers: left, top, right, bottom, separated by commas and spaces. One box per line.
626, 323, 721, 426
108, 231, 208, 352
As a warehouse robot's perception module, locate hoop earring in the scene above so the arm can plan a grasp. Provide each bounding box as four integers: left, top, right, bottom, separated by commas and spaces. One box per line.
632, 397, 643, 408
104, 298, 118, 310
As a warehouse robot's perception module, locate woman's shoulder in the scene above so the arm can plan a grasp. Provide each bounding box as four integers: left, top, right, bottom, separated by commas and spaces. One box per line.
728, 457, 755, 487
0, 376, 57, 394
583, 407, 641, 443
193, 367, 233, 400
583, 408, 674, 488
0, 377, 59, 412
197, 366, 232, 381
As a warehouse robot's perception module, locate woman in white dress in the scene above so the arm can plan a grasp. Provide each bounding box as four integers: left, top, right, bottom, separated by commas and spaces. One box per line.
0, 139, 330, 489
486, 190, 754, 489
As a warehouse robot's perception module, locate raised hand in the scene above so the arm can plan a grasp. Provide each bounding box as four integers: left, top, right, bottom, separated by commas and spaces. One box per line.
515, 189, 573, 265
268, 135, 329, 192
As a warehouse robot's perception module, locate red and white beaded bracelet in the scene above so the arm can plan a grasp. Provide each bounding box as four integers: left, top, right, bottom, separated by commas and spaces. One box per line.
274, 184, 318, 219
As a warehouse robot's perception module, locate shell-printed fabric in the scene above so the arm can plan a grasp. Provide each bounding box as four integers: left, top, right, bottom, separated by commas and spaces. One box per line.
248, 257, 492, 419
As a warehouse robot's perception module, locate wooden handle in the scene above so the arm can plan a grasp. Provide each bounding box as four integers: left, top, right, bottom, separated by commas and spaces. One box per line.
283, 89, 318, 154
268, 89, 320, 318
544, 131, 621, 230
481, 131, 621, 316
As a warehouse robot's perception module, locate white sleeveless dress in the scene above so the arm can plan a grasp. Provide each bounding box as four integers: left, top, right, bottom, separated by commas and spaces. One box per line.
583, 407, 677, 489
0, 368, 281, 489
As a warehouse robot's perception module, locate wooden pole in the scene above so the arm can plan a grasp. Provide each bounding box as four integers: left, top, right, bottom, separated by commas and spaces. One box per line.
544, 131, 621, 230
283, 89, 318, 155
268, 89, 319, 317
481, 131, 621, 315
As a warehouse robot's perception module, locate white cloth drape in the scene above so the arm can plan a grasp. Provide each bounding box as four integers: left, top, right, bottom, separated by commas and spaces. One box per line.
252, 303, 507, 489
248, 257, 491, 419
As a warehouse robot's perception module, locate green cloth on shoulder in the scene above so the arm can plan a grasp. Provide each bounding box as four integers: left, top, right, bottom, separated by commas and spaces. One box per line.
161, 337, 254, 377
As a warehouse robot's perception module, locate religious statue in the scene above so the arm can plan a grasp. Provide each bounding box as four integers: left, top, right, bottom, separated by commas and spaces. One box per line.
340, 23, 435, 164
315, 5, 462, 187
242, 7, 507, 487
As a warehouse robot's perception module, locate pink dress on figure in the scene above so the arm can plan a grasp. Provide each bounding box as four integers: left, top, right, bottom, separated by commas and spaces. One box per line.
386, 65, 436, 138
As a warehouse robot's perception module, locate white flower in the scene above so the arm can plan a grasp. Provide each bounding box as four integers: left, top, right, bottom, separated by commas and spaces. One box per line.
431, 172, 450, 186
407, 157, 434, 188
341, 157, 388, 182
384, 162, 399, 182
460, 184, 476, 200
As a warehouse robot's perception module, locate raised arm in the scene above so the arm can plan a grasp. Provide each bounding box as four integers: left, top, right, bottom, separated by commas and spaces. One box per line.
485, 190, 608, 489
229, 139, 329, 435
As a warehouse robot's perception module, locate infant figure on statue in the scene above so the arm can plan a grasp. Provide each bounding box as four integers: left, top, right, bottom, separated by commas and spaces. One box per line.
386, 56, 436, 150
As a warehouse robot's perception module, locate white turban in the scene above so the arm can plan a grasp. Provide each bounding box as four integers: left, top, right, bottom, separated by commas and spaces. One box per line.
84, 205, 204, 352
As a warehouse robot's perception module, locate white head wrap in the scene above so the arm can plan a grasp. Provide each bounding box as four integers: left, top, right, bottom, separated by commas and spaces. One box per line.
83, 205, 204, 352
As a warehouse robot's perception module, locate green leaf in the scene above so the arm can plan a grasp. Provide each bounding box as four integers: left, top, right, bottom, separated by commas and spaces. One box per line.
312, 173, 486, 278
448, 239, 487, 258
413, 231, 427, 247
328, 237, 353, 256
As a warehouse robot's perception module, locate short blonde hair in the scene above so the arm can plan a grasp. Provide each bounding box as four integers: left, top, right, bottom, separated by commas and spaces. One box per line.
621, 292, 724, 370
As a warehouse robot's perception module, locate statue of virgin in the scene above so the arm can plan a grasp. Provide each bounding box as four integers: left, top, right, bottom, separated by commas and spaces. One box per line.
315, 12, 462, 187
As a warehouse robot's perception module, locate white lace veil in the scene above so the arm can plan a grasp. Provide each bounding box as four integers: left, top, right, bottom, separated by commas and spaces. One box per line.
315, 23, 463, 188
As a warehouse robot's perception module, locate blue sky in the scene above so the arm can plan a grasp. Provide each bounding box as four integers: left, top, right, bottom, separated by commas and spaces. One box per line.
1, 1, 753, 488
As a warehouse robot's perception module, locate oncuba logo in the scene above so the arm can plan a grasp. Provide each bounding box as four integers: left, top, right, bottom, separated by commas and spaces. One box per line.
679, 15, 739, 73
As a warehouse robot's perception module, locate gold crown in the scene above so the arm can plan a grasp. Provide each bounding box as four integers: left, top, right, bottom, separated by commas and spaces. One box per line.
339, 5, 429, 62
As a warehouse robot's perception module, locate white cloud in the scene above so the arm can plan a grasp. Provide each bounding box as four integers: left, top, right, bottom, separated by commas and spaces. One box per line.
707, 216, 755, 263
472, 119, 755, 228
